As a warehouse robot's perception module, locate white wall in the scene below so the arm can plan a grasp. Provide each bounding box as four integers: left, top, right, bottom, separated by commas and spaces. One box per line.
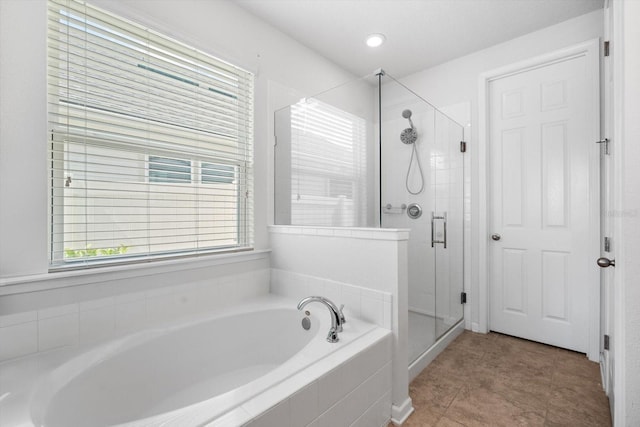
397, 9, 604, 330
616, 1, 640, 424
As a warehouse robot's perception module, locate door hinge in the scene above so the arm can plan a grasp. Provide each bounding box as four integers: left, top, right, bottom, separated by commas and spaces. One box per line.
596, 138, 610, 155
460, 141, 467, 153
604, 41, 610, 57
461, 292, 467, 304
604, 236, 611, 253
604, 334, 610, 350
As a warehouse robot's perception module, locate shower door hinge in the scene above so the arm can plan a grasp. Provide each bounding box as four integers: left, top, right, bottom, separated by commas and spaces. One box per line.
604, 334, 610, 350
460, 292, 467, 304
604, 41, 610, 57
460, 141, 467, 153
604, 236, 611, 253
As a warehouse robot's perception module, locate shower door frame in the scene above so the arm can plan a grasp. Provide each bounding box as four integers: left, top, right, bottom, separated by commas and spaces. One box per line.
477, 39, 601, 361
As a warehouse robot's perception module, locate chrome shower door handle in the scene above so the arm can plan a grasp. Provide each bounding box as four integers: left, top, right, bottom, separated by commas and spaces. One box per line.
431, 212, 447, 248
443, 212, 447, 249
431, 212, 435, 248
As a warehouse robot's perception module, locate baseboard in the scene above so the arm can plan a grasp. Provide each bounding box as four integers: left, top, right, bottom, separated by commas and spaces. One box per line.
391, 397, 414, 425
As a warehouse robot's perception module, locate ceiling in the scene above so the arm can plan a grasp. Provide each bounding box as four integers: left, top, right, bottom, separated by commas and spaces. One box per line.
235, 0, 603, 78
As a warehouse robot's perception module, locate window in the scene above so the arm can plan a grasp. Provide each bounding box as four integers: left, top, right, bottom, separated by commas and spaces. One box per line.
47, 0, 254, 268
148, 157, 191, 184
202, 163, 235, 184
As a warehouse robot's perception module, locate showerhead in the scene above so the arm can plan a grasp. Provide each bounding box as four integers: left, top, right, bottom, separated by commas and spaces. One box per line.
401, 127, 418, 145
400, 109, 417, 144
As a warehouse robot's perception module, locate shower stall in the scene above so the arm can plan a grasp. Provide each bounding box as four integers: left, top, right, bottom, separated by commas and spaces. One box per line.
273, 70, 465, 371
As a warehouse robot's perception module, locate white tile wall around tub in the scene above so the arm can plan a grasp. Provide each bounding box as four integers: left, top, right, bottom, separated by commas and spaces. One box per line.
270, 268, 393, 330
0, 268, 270, 363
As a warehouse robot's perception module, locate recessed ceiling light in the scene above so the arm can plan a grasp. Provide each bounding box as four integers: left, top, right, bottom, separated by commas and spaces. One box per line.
366, 33, 386, 48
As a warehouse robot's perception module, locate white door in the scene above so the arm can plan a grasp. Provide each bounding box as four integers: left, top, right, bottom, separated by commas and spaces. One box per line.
488, 49, 599, 353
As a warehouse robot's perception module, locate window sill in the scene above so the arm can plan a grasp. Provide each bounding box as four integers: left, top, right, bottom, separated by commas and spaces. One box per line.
0, 249, 270, 296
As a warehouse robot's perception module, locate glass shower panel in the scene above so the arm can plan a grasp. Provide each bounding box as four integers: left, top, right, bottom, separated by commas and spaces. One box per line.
274, 72, 466, 367
433, 110, 465, 338
274, 76, 377, 227
379, 78, 438, 364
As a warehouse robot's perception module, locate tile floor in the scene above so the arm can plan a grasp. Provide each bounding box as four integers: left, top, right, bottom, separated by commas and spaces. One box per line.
398, 331, 611, 427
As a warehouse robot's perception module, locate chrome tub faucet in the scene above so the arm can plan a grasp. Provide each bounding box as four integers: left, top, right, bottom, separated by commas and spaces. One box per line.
297, 296, 346, 343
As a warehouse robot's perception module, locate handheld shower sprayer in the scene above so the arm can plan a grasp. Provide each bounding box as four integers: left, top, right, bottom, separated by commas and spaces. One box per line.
400, 109, 418, 145
402, 109, 415, 129
400, 109, 424, 194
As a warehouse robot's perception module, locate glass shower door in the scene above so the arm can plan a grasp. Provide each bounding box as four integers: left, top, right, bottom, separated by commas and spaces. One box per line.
433, 110, 465, 338
379, 76, 464, 364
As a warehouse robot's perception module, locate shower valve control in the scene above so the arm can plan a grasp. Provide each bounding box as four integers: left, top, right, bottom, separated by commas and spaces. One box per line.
407, 203, 423, 219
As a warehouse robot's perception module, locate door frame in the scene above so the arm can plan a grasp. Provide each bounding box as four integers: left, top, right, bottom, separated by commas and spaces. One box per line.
477, 38, 601, 361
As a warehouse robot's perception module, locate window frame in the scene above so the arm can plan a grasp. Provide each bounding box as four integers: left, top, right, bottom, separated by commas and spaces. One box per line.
47, 0, 254, 270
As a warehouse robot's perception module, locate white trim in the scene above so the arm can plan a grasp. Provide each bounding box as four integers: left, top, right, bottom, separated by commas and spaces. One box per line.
0, 249, 270, 296
390, 396, 415, 426
267, 225, 410, 241
477, 38, 601, 360
611, 1, 626, 424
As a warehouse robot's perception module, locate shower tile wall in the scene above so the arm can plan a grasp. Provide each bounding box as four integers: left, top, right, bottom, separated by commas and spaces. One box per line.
271, 268, 393, 330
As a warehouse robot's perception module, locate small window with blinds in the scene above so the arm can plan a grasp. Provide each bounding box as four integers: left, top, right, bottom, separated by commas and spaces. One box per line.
47, 0, 254, 268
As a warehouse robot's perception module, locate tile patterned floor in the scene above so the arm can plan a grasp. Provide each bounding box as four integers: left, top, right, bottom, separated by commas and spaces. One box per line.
398, 331, 611, 427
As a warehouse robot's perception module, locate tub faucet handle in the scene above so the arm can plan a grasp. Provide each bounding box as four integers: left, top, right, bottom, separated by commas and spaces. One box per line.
339, 304, 346, 326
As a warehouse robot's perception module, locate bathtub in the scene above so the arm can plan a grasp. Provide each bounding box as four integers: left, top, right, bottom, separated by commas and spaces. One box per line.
0, 295, 392, 426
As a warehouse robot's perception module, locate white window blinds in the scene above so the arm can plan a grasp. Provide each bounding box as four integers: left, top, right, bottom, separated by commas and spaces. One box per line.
47, 0, 254, 268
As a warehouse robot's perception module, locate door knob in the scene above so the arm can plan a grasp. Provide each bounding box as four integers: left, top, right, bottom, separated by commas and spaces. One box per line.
491, 234, 501, 241
597, 257, 615, 268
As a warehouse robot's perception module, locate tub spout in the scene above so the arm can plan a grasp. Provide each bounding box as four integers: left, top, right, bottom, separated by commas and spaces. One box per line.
297, 296, 345, 343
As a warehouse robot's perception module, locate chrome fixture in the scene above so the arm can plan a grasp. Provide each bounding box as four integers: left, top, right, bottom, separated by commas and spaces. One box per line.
400, 109, 418, 145
491, 233, 501, 241
431, 212, 447, 248
297, 296, 346, 343
402, 109, 415, 130
401, 109, 424, 195
597, 257, 615, 268
407, 203, 422, 219
384, 203, 407, 214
